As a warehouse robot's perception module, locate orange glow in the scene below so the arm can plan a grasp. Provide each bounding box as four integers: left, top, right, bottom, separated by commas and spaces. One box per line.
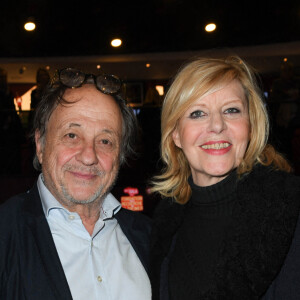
121, 196, 144, 211
121, 186, 143, 211
155, 85, 164, 96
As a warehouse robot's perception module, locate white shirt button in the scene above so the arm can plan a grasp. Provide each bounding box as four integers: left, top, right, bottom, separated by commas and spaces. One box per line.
68, 215, 75, 220
97, 275, 102, 282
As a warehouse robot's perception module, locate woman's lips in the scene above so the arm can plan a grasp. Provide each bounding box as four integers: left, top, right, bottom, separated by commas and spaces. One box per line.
200, 141, 232, 155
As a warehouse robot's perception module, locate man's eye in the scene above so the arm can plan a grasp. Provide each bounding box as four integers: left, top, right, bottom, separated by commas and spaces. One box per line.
189, 110, 205, 119
224, 108, 240, 114
101, 139, 111, 145
67, 133, 76, 139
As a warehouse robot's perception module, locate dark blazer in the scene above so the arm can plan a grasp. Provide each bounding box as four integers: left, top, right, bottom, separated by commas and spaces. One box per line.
151, 165, 300, 299
0, 183, 151, 300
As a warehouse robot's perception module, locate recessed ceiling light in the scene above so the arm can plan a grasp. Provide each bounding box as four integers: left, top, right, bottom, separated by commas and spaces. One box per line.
205, 23, 216, 32
111, 39, 122, 47
24, 22, 36, 31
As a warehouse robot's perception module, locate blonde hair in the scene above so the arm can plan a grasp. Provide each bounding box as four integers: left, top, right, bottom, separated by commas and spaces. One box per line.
151, 56, 291, 204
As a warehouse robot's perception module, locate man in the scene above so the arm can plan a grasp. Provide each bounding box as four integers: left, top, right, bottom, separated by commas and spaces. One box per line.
0, 69, 151, 299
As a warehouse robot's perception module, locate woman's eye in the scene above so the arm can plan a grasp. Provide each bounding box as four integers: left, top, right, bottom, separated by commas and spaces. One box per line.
224, 107, 240, 114
189, 110, 205, 119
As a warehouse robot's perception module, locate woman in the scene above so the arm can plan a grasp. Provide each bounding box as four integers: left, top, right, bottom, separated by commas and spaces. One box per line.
150, 56, 300, 299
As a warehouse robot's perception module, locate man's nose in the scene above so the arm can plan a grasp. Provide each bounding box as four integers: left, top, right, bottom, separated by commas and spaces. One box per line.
207, 112, 227, 134
76, 141, 98, 166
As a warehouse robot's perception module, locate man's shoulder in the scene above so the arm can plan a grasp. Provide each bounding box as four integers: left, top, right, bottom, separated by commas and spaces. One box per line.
0, 192, 28, 216
0, 184, 40, 222
0, 192, 31, 240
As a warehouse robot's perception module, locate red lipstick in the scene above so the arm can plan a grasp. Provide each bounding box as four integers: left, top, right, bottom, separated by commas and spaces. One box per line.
200, 140, 232, 155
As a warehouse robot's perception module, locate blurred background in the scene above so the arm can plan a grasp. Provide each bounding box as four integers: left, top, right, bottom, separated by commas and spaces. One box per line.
0, 0, 299, 216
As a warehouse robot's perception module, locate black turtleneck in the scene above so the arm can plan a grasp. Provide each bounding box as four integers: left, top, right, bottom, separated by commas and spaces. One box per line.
168, 171, 238, 300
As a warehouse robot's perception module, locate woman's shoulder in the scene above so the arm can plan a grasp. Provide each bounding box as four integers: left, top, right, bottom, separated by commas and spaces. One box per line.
225, 165, 300, 297
236, 163, 300, 231
239, 164, 300, 194
236, 163, 300, 234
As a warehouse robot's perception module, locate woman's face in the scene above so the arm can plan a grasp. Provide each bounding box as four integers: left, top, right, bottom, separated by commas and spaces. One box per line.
172, 80, 250, 186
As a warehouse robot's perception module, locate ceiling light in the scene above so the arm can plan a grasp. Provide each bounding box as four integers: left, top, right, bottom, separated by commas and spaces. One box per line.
24, 22, 36, 31
111, 39, 122, 47
205, 23, 216, 32
146, 63, 151, 68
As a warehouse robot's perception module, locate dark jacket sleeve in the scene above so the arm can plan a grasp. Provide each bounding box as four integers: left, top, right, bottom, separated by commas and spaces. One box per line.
0, 189, 73, 300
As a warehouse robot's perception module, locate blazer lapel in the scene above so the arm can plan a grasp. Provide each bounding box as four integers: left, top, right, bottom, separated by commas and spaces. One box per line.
22, 184, 73, 300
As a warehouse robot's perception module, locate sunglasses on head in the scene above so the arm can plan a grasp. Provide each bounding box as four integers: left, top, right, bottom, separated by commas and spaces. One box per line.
56, 68, 122, 95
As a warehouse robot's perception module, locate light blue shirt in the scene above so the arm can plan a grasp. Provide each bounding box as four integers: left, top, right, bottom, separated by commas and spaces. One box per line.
37, 174, 151, 300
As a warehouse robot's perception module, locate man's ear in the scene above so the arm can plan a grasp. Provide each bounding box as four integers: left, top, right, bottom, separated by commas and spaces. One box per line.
172, 128, 182, 148
35, 130, 44, 165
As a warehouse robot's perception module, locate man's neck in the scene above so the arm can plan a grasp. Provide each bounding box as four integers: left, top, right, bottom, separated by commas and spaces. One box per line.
64, 201, 102, 235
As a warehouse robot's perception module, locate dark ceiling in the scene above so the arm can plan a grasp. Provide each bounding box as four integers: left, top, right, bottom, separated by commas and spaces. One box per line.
0, 0, 299, 58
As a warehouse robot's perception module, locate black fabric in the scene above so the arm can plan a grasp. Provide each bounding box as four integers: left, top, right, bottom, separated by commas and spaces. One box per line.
150, 165, 300, 300
169, 172, 237, 299
188, 171, 237, 208
0, 183, 151, 300
151, 198, 185, 300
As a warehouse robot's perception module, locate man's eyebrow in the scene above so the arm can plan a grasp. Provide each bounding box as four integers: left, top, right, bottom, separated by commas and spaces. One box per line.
67, 124, 116, 135
102, 128, 117, 135
68, 123, 81, 128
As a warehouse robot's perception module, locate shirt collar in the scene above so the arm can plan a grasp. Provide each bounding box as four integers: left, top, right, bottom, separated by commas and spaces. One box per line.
37, 173, 121, 220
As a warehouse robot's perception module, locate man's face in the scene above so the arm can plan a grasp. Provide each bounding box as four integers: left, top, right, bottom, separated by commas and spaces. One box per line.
35, 84, 122, 207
